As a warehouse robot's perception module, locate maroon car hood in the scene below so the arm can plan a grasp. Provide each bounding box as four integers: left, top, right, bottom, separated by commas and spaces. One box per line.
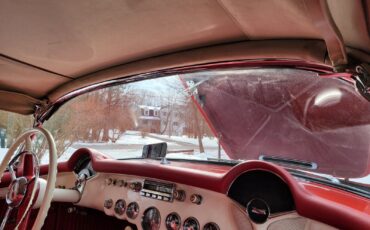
190, 69, 370, 178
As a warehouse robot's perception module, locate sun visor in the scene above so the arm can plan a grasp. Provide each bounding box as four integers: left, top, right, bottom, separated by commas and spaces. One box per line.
0, 90, 44, 115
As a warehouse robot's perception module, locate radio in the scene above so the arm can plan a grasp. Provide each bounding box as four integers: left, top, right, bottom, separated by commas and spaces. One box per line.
140, 180, 175, 202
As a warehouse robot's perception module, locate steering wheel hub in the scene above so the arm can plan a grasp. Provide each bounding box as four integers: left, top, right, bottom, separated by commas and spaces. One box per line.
6, 177, 28, 208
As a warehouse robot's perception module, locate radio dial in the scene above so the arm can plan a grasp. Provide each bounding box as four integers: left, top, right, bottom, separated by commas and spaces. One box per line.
129, 182, 142, 192
174, 190, 186, 201
105, 178, 113, 185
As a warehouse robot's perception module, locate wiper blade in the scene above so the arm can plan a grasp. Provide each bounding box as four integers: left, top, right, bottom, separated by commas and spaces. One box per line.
259, 155, 317, 170
288, 169, 370, 199
286, 169, 341, 184
207, 157, 242, 164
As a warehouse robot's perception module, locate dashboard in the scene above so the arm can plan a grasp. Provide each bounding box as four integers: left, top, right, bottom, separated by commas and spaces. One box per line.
22, 148, 370, 230
80, 172, 247, 230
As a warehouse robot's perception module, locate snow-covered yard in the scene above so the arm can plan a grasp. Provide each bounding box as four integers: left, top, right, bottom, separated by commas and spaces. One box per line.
69, 130, 226, 161
0, 130, 368, 185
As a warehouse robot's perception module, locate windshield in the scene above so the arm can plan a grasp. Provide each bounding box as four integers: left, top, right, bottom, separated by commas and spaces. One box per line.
42, 68, 370, 184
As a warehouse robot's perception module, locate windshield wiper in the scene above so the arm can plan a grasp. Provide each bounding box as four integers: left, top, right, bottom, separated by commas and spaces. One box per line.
287, 169, 370, 198
259, 155, 318, 170
207, 157, 242, 165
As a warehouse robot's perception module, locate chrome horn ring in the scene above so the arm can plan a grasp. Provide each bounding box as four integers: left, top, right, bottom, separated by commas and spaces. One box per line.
0, 133, 40, 230
5, 151, 39, 209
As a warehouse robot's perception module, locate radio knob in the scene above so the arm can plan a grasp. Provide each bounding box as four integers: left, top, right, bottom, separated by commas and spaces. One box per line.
190, 194, 202, 205
117, 179, 125, 187
174, 190, 186, 201
129, 182, 142, 192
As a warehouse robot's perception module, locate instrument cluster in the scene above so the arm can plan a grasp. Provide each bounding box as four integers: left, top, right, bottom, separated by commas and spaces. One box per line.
103, 177, 221, 230
104, 197, 220, 230
143, 208, 220, 230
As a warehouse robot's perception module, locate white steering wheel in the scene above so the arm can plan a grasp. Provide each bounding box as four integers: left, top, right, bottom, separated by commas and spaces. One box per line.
0, 127, 57, 230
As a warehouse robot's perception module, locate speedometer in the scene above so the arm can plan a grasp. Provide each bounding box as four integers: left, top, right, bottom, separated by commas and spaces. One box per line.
142, 207, 161, 230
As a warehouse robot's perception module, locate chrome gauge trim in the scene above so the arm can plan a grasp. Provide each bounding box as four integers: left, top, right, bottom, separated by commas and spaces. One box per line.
203, 222, 220, 230
246, 198, 270, 224
165, 212, 181, 230
126, 202, 139, 219
141, 206, 161, 230
114, 199, 126, 215
183, 217, 200, 230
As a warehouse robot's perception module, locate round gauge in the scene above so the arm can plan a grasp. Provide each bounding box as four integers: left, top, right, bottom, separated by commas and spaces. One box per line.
183, 217, 200, 230
246, 198, 270, 224
142, 207, 161, 230
165, 212, 181, 230
114, 199, 126, 215
126, 202, 139, 219
203, 222, 220, 230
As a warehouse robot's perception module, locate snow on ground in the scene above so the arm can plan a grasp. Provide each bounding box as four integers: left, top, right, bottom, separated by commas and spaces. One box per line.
0, 148, 7, 162
1, 130, 368, 185
149, 133, 219, 147
115, 131, 180, 146
0, 131, 227, 164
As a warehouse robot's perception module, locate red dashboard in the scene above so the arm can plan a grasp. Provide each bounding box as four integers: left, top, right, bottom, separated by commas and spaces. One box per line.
1, 148, 369, 229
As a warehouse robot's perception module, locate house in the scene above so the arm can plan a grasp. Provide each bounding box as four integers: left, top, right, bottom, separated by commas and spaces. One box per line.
138, 105, 161, 133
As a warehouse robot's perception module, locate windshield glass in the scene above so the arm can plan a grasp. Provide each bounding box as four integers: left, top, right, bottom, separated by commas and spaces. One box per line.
43, 68, 370, 184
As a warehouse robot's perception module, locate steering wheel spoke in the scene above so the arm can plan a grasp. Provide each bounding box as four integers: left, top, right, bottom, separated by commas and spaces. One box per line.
0, 207, 13, 230
7, 165, 17, 181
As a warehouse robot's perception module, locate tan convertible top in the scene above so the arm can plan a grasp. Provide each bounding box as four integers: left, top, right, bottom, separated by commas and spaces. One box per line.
0, 0, 369, 114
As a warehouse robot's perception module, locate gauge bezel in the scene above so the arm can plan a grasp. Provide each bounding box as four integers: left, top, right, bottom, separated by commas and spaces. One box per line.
141, 206, 161, 230
165, 212, 181, 230
126, 202, 139, 219
183, 217, 200, 230
203, 222, 220, 230
246, 198, 270, 224
114, 199, 126, 215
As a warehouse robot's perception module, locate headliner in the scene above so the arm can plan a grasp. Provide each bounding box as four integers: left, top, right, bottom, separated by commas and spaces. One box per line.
0, 0, 369, 115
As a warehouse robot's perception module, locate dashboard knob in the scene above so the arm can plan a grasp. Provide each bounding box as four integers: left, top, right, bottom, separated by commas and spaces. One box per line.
117, 179, 125, 187
129, 182, 142, 192
105, 178, 113, 186
190, 194, 202, 205
173, 190, 186, 201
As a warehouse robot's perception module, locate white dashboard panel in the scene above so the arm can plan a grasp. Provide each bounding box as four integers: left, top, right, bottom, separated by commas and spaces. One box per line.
77, 173, 252, 230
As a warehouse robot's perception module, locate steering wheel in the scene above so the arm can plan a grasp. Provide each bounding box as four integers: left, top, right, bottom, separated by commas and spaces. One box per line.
0, 127, 57, 230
